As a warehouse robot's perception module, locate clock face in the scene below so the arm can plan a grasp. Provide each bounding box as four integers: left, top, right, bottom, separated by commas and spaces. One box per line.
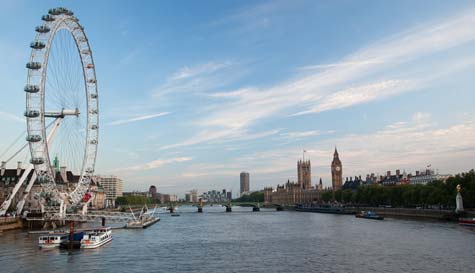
336, 166, 341, 171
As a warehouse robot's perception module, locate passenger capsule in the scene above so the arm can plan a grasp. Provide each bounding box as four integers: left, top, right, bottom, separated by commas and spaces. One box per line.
90, 139, 98, 144
35, 25, 50, 33
81, 49, 91, 55
48, 8, 61, 15
24, 110, 40, 118
30, 157, 45, 165
26, 135, 42, 142
30, 41, 46, 49
24, 85, 40, 93
87, 79, 96, 84
86, 64, 94, 69
65, 10, 74, 16
41, 14, 55, 22
90, 93, 98, 99
26, 62, 42, 70
91, 125, 98, 130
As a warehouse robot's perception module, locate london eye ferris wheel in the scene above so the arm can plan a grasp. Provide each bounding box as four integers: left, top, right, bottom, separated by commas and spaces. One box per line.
24, 7, 99, 207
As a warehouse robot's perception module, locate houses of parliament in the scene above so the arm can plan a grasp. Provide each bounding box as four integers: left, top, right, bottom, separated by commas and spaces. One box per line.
264, 148, 343, 205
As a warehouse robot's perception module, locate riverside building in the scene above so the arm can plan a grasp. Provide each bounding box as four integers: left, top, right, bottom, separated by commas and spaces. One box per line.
240, 172, 250, 196
97, 175, 123, 207
264, 159, 321, 206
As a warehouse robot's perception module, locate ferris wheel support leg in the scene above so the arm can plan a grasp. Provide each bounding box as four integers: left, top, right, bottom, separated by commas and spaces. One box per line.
15, 171, 37, 216
9, 117, 63, 216
0, 164, 34, 216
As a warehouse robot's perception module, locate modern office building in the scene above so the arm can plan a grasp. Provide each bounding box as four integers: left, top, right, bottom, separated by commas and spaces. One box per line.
240, 172, 250, 196
96, 175, 123, 207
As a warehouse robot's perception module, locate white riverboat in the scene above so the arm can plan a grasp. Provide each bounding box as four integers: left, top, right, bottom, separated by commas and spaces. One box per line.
80, 227, 112, 249
38, 234, 68, 249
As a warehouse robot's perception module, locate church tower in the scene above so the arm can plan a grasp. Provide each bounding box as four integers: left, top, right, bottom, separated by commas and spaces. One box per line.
331, 147, 342, 191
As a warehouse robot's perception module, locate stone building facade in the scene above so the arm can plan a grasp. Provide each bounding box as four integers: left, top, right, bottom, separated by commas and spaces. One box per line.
297, 160, 311, 189
264, 159, 320, 205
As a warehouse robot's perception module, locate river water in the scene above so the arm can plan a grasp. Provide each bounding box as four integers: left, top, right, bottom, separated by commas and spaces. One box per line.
0, 206, 474, 273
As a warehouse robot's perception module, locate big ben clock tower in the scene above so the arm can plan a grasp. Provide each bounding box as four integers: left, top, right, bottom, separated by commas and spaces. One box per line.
331, 147, 343, 191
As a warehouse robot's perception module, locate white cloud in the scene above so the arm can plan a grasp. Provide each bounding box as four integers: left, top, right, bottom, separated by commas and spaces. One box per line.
170, 61, 234, 81
160, 128, 279, 150
117, 157, 192, 172
280, 130, 321, 139
107, 112, 170, 126
153, 61, 240, 98
203, 9, 474, 126
173, 114, 475, 189
157, 9, 475, 151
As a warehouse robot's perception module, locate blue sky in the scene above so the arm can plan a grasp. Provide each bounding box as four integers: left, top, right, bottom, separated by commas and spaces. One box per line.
1, 1, 475, 196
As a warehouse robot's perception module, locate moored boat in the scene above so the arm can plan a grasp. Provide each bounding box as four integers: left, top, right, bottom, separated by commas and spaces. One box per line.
459, 217, 475, 226
80, 227, 112, 249
38, 234, 68, 249
356, 211, 384, 220
295, 204, 354, 215
58, 231, 85, 250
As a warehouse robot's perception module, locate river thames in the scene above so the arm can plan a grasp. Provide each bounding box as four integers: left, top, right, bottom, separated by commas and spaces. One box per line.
0, 206, 474, 273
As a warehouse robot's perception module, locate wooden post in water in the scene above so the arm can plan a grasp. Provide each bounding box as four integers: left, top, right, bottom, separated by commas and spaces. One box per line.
69, 221, 75, 250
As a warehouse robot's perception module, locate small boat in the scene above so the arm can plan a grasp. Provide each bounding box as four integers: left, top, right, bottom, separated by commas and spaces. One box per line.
171, 213, 180, 217
459, 217, 475, 226
80, 227, 112, 249
356, 211, 384, 220
58, 231, 85, 250
38, 234, 68, 249
295, 204, 354, 215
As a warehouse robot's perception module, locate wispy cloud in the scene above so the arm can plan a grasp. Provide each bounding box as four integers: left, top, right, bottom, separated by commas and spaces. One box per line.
202, 9, 475, 127
280, 130, 321, 139
160, 128, 279, 150
153, 61, 242, 98
175, 113, 475, 189
170, 61, 234, 81
0, 111, 24, 123
116, 157, 192, 172
107, 112, 170, 126
119, 49, 140, 66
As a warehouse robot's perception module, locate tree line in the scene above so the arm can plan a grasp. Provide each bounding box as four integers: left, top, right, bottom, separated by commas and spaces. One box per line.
321, 169, 475, 208
233, 191, 264, 202
115, 195, 158, 206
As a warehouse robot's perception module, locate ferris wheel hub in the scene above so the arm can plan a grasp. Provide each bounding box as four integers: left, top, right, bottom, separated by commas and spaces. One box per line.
44, 108, 80, 118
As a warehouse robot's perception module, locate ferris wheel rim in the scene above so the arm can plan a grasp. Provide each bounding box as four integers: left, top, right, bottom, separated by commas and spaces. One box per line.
25, 8, 99, 206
